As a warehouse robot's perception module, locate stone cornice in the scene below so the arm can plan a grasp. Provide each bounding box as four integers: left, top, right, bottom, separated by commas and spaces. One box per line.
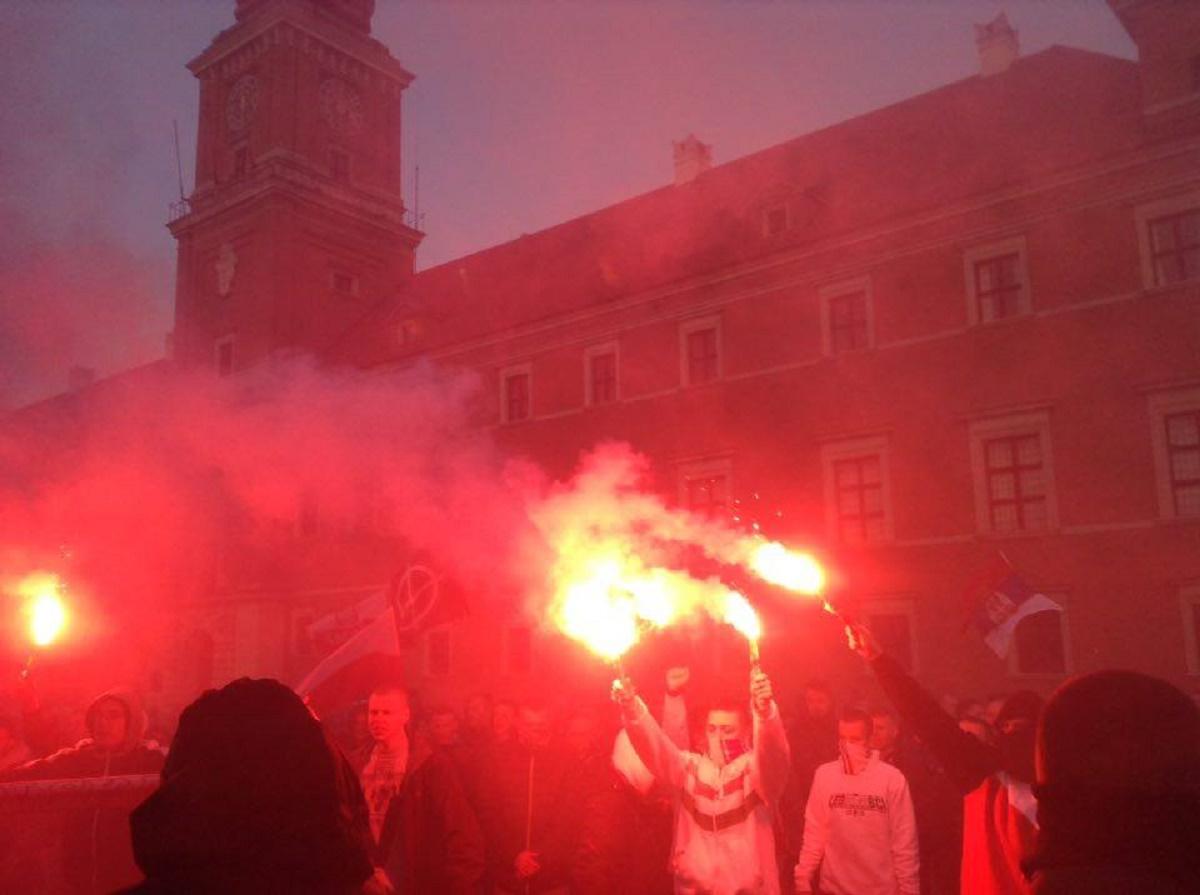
169, 153, 421, 248
189, 3, 413, 93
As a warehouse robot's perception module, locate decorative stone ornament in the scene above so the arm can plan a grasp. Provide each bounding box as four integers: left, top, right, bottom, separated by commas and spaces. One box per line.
319, 77, 364, 135
216, 242, 238, 297
225, 74, 259, 133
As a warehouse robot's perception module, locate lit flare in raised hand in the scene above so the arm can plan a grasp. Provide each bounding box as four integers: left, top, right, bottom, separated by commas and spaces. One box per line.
722, 590, 762, 663
16, 572, 69, 648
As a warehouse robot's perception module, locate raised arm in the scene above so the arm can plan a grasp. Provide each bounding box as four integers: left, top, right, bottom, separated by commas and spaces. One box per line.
846, 621, 998, 795
750, 668, 790, 806
614, 680, 688, 790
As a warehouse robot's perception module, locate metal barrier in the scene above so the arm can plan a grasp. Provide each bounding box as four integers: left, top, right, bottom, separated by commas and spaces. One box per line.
0, 775, 159, 894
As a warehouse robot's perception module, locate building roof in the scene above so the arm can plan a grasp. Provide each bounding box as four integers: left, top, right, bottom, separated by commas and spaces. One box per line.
373, 46, 1139, 358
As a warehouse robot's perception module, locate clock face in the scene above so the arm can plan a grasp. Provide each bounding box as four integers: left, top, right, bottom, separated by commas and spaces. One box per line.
225, 75, 259, 134
319, 78, 364, 136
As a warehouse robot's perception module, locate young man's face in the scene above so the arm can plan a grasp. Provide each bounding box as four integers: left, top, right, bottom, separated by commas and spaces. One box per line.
91, 698, 129, 751
368, 691, 410, 746
869, 714, 899, 754
706, 709, 746, 765
429, 712, 459, 746
517, 707, 552, 751
838, 718, 870, 748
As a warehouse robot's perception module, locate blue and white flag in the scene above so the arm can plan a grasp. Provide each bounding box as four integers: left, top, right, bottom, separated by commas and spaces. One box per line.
972, 568, 1062, 658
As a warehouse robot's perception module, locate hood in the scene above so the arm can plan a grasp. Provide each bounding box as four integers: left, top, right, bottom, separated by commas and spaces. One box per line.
86, 687, 148, 753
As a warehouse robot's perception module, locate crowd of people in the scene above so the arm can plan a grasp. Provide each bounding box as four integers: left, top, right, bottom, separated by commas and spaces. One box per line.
0, 620, 1198, 894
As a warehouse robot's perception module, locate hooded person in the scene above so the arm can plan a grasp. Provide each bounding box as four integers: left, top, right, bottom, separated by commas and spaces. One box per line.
123, 678, 374, 895
845, 621, 1042, 895
1025, 670, 1200, 894
2, 688, 165, 894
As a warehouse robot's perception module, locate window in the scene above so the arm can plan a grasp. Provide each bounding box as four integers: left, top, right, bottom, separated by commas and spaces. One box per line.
969, 412, 1057, 535
500, 365, 531, 423
680, 317, 721, 386
1150, 389, 1200, 519
506, 625, 532, 675
963, 237, 1030, 324
678, 458, 732, 517
1147, 210, 1200, 286
426, 628, 451, 677
820, 278, 874, 356
1136, 194, 1200, 289
330, 148, 351, 183
585, 343, 618, 405
821, 436, 893, 544
214, 336, 235, 377
861, 599, 917, 673
1010, 605, 1069, 676
763, 203, 789, 237
1164, 409, 1200, 517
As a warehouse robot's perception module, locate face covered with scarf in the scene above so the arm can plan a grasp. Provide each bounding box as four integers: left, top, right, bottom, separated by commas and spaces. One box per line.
838, 715, 874, 775
705, 709, 749, 767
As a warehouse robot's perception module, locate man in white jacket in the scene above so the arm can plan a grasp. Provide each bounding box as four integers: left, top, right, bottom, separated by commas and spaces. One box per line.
795, 708, 920, 895
614, 667, 790, 895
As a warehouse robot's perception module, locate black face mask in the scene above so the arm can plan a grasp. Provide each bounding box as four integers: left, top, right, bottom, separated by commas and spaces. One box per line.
997, 725, 1037, 783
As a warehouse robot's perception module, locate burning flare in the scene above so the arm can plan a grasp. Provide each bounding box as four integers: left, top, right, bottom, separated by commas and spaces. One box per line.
16, 572, 69, 647
722, 590, 762, 661
747, 541, 825, 595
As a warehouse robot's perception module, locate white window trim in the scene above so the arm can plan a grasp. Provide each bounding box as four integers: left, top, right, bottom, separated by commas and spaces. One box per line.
677, 456, 733, 510
820, 435, 894, 543
859, 596, 919, 674
1181, 587, 1200, 675
584, 341, 620, 406
499, 362, 533, 424
963, 235, 1031, 325
1135, 191, 1200, 290
1149, 386, 1200, 519
968, 411, 1059, 535
424, 625, 452, 677
679, 315, 722, 387
214, 334, 236, 377
1007, 595, 1073, 678
819, 276, 875, 356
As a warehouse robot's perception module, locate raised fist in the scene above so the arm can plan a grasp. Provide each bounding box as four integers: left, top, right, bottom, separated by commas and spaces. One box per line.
750, 668, 774, 717
665, 666, 690, 695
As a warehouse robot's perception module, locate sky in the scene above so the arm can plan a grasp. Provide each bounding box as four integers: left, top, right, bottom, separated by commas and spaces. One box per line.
0, 0, 1135, 410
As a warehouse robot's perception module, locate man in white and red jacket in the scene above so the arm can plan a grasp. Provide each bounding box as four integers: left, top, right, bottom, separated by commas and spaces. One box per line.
794, 707, 920, 895
614, 667, 790, 895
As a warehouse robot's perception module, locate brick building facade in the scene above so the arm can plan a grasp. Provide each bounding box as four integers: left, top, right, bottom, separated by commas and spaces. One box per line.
9, 0, 1200, 713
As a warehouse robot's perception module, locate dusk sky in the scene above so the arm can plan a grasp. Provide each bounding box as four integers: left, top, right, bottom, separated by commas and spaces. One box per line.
0, 0, 1134, 409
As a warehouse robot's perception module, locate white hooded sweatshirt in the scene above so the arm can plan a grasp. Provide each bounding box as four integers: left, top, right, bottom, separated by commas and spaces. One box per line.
624, 694, 790, 895
794, 750, 920, 895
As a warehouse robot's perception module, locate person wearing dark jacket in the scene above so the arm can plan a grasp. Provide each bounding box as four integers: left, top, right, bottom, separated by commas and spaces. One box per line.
1025, 670, 1200, 894
355, 683, 485, 894
845, 621, 1040, 895
476, 703, 591, 895
123, 678, 374, 895
3, 688, 164, 894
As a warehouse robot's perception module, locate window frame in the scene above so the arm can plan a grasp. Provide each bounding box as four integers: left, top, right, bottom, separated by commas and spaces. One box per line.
584, 341, 620, 406
499, 363, 533, 424
330, 269, 359, 298
1135, 192, 1200, 290
963, 236, 1031, 325
677, 456, 733, 517
821, 435, 894, 544
1007, 596, 1072, 678
679, 316, 722, 387
968, 411, 1058, 535
859, 597, 919, 674
819, 277, 875, 356
762, 202, 790, 237
1148, 387, 1200, 519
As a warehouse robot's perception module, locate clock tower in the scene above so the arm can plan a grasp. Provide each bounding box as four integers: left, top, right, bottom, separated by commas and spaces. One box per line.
168, 0, 422, 374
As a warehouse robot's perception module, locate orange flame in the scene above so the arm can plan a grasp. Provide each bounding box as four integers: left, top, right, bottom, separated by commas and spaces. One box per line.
747, 541, 826, 595
16, 572, 69, 647
723, 590, 761, 644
